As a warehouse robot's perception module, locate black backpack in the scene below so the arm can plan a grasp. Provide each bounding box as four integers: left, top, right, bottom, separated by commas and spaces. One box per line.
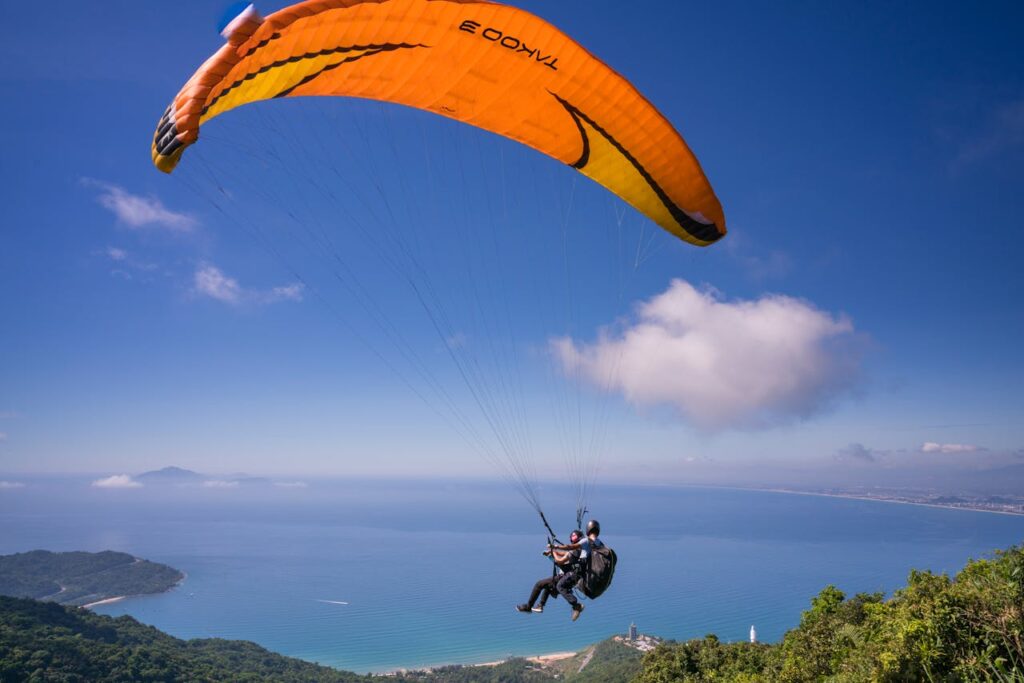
577, 544, 617, 599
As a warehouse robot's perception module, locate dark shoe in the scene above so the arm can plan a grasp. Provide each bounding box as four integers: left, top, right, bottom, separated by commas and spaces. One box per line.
532, 604, 544, 613
571, 604, 584, 621
516, 604, 532, 613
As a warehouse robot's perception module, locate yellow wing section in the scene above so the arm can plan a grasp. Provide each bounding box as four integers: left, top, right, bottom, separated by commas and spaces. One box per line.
153, 0, 726, 245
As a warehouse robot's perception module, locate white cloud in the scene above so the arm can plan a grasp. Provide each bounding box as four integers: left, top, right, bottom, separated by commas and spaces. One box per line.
273, 481, 308, 488
264, 283, 305, 304
202, 479, 239, 488
0, 481, 25, 489
921, 442, 980, 454
194, 265, 243, 304
552, 279, 862, 431
92, 474, 143, 488
193, 264, 304, 306
107, 247, 128, 261
85, 179, 196, 232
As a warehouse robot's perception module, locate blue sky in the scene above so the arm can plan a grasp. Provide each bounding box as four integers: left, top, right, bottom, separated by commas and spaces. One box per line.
1, 1, 1022, 489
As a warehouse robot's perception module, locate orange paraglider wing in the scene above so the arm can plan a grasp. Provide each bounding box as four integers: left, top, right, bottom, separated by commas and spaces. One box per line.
152, 0, 725, 246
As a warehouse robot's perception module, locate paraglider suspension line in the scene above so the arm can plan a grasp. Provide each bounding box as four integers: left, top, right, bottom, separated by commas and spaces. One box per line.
538, 508, 560, 545
576, 506, 588, 532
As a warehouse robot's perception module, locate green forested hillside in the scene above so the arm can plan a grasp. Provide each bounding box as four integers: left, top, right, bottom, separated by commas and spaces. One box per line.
0, 550, 184, 606
555, 638, 645, 682
635, 544, 1024, 682
0, 596, 372, 682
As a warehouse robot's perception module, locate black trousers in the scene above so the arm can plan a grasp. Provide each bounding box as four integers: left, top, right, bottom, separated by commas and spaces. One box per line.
527, 575, 558, 607
556, 570, 581, 607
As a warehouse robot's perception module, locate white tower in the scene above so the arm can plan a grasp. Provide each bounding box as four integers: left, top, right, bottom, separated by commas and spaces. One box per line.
629, 622, 638, 641
749, 625, 757, 643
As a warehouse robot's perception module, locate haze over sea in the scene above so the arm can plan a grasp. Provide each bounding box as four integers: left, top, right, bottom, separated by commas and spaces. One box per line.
2, 477, 1022, 674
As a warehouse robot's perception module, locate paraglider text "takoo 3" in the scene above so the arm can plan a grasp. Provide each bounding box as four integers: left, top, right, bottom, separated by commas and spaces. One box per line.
459, 20, 560, 70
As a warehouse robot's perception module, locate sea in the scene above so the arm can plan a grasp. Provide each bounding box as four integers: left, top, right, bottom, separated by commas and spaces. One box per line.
2, 476, 1022, 674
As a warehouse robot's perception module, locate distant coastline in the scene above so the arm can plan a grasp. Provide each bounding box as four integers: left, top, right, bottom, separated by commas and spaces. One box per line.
752, 487, 1024, 516
81, 570, 187, 609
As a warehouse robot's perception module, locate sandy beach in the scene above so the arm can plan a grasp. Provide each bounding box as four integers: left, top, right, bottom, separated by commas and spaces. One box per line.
526, 651, 577, 664
81, 596, 126, 609
387, 649, 579, 675
472, 650, 577, 667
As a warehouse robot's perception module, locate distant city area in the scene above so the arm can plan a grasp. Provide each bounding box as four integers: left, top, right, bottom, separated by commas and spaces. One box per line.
611, 622, 663, 653
615, 632, 662, 654
763, 487, 1024, 516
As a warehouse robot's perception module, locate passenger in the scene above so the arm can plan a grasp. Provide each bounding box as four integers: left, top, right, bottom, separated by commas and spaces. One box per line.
515, 529, 582, 614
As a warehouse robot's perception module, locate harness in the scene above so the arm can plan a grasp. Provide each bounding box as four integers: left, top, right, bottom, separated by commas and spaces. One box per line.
537, 507, 589, 591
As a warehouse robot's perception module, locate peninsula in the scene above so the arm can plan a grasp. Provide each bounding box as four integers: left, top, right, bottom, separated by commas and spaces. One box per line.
0, 550, 184, 607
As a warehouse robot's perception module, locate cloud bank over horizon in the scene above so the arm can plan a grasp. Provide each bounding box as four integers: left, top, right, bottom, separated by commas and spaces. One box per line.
553, 279, 863, 431
824, 441, 1022, 479
201, 479, 239, 489
91, 474, 142, 488
921, 442, 982, 454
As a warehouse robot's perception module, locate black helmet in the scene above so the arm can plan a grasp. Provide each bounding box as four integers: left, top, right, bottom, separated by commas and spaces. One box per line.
569, 529, 583, 543
586, 519, 601, 536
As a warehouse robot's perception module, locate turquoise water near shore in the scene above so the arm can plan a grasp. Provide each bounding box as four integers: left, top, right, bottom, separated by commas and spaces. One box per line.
2, 478, 1022, 673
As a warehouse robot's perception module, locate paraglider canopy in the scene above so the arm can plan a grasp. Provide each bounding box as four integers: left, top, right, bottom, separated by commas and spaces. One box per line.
152, 0, 726, 246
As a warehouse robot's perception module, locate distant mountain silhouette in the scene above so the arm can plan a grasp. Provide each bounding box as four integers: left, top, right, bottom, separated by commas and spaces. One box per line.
136, 467, 272, 487
136, 467, 204, 482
